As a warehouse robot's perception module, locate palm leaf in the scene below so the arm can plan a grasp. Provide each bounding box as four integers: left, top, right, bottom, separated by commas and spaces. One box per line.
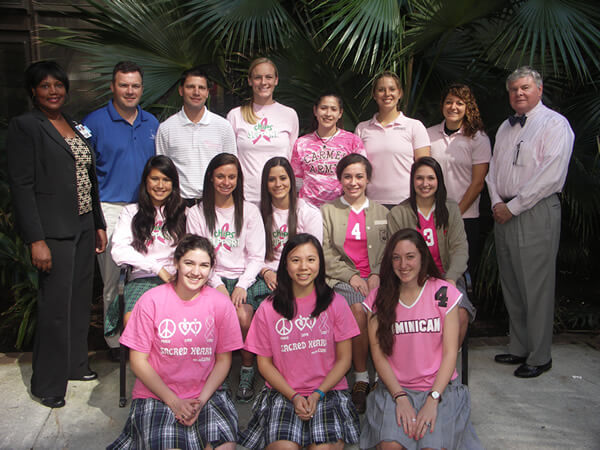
486, 0, 600, 81
181, 0, 299, 55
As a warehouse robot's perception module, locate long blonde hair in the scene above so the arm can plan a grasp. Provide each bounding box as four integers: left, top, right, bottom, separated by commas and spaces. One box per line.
241, 57, 279, 124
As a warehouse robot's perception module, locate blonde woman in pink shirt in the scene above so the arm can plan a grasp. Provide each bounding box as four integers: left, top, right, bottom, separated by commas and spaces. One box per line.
259, 156, 323, 292
291, 93, 366, 208
355, 71, 430, 208
428, 84, 491, 274
227, 57, 299, 204
186, 153, 267, 402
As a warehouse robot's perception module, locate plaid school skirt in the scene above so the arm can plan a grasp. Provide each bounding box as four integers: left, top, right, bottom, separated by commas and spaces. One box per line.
107, 391, 238, 449
221, 276, 271, 311
104, 276, 163, 336
239, 387, 360, 449
334, 280, 367, 306
360, 382, 482, 450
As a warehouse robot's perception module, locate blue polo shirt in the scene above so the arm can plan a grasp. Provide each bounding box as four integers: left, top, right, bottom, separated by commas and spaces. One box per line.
82, 100, 159, 202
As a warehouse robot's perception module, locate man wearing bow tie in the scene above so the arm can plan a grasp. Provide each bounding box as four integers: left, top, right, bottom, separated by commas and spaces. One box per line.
486, 67, 574, 378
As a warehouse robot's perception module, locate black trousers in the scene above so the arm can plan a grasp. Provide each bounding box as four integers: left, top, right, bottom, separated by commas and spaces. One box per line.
31, 212, 95, 398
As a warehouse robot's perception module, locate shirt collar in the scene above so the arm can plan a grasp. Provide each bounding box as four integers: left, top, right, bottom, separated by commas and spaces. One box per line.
369, 111, 406, 128
178, 106, 211, 125
441, 120, 464, 137
341, 196, 369, 213
107, 99, 146, 125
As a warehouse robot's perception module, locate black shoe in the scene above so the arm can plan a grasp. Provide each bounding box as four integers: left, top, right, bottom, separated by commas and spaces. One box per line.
494, 353, 527, 365
69, 370, 98, 381
514, 360, 552, 378
41, 396, 65, 408
108, 347, 121, 363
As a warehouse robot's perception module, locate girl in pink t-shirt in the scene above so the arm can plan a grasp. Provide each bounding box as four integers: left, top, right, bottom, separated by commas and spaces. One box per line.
427, 84, 491, 274
186, 153, 267, 403
239, 233, 360, 449
321, 153, 389, 414
227, 57, 299, 204
106, 155, 186, 335
354, 71, 430, 206
360, 229, 480, 450
291, 93, 366, 208
259, 156, 323, 292
109, 235, 243, 450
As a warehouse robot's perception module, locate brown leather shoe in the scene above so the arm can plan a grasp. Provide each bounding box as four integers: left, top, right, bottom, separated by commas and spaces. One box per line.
351, 381, 370, 414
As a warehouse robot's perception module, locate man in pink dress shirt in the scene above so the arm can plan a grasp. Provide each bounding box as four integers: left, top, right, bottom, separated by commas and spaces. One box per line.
486, 67, 574, 378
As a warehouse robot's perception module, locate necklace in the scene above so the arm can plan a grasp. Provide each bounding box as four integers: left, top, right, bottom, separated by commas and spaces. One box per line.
315, 129, 337, 150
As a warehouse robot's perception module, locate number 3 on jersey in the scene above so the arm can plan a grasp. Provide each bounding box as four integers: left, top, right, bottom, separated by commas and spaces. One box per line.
423, 228, 434, 246
351, 222, 361, 240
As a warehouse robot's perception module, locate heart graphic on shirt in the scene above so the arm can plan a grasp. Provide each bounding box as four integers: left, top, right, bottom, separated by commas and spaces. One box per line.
294, 315, 316, 331
179, 318, 202, 335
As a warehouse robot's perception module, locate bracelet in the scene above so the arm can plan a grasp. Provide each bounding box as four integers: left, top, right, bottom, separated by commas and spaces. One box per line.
314, 389, 325, 400
393, 391, 407, 401
291, 392, 300, 402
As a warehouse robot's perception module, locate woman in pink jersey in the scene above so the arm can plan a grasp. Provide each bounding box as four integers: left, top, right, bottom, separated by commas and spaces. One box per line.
321, 153, 389, 414
355, 71, 430, 208
227, 57, 299, 204
105, 155, 186, 336
387, 156, 474, 345
239, 233, 360, 449
291, 93, 366, 208
259, 156, 323, 292
360, 229, 481, 450
427, 84, 491, 275
186, 153, 267, 402
108, 235, 243, 450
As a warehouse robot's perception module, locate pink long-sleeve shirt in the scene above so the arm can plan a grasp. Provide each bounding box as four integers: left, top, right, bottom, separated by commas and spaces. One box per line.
186, 201, 266, 289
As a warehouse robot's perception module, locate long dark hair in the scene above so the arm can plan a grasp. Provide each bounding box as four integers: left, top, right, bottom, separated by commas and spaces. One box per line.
202, 153, 244, 237
260, 157, 298, 261
409, 157, 449, 229
440, 83, 484, 138
132, 155, 186, 253
373, 229, 442, 355
272, 233, 334, 320
311, 93, 344, 131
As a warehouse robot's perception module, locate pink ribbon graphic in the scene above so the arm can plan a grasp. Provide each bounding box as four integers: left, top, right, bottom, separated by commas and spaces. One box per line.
214, 223, 232, 252
274, 224, 288, 250
252, 118, 272, 144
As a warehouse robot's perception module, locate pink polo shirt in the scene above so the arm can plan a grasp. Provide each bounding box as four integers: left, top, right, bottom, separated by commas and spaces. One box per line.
428, 122, 491, 219
355, 113, 429, 204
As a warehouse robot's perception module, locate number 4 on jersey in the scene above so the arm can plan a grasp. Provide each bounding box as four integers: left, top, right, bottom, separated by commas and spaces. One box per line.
435, 286, 448, 307
351, 222, 361, 240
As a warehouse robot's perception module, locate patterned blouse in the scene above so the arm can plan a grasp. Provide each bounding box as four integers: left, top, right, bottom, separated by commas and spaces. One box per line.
64, 135, 92, 215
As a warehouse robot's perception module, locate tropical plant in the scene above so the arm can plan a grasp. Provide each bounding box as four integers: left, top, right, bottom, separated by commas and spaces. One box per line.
5, 0, 597, 336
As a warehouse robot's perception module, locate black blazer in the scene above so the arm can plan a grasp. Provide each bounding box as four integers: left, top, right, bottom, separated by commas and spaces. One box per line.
6, 108, 106, 243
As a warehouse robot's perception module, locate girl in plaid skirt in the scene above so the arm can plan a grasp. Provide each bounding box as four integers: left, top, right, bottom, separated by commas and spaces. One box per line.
108, 235, 243, 449
239, 233, 361, 449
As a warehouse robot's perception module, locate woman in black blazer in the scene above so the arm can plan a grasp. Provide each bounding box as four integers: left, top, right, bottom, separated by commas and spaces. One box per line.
6, 61, 107, 408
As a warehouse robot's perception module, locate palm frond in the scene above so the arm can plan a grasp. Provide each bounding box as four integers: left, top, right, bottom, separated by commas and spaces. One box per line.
486, 0, 600, 81
181, 0, 299, 55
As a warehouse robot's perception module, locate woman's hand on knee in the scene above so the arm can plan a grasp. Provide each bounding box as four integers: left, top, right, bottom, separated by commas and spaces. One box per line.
231, 287, 247, 308
349, 275, 369, 297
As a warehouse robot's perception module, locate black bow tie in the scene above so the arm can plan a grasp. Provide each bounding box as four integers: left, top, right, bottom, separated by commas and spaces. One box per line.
508, 115, 527, 127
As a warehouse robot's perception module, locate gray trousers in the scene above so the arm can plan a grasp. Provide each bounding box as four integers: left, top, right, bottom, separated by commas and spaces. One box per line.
494, 194, 561, 365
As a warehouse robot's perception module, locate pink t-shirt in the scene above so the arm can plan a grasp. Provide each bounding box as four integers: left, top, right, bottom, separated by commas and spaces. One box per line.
363, 278, 460, 390
343, 209, 370, 278
417, 207, 444, 275
120, 283, 243, 400
428, 122, 491, 219
111, 204, 177, 280
264, 199, 323, 272
186, 201, 265, 289
291, 129, 366, 208
227, 102, 299, 203
355, 113, 429, 204
245, 291, 359, 395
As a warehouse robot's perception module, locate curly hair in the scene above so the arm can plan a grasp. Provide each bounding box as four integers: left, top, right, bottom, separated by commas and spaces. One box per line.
440, 83, 484, 138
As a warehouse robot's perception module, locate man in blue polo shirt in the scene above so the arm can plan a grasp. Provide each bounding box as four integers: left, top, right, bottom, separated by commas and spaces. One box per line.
83, 61, 158, 360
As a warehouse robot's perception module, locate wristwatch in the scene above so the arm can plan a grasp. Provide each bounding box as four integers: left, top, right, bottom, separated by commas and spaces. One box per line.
429, 390, 442, 402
